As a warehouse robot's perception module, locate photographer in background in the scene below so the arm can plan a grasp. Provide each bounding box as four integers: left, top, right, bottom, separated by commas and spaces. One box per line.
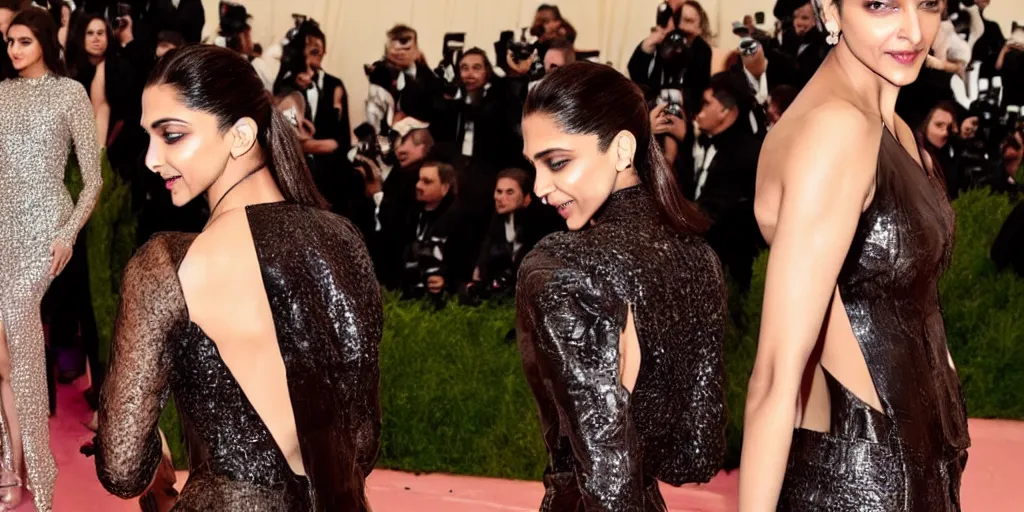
693, 72, 763, 291
467, 168, 564, 300
628, 0, 713, 118
398, 162, 470, 301
775, 1, 830, 88
995, 23, 1024, 109
366, 24, 445, 132
972, 0, 1008, 80
730, 33, 799, 131
650, 102, 696, 196
365, 117, 434, 289
216, 1, 273, 90
435, 48, 526, 217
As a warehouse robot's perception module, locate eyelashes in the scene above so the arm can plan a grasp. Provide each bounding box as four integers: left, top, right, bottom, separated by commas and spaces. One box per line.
548, 159, 569, 171
162, 133, 184, 144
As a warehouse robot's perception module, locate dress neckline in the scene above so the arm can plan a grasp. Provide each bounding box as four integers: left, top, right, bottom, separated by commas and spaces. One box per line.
592, 184, 647, 225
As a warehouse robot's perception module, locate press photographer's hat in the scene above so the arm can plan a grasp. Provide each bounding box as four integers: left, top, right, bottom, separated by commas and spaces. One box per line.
392, 116, 430, 138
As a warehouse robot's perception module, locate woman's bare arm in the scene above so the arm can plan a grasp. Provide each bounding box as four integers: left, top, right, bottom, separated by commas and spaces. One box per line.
739, 104, 879, 511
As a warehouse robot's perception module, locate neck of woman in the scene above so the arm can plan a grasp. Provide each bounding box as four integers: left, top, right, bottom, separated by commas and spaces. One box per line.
19, 62, 47, 79
88, 54, 104, 66
824, 41, 901, 127
204, 167, 284, 228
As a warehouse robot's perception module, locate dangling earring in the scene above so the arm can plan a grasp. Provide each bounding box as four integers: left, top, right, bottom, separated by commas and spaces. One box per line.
825, 20, 840, 46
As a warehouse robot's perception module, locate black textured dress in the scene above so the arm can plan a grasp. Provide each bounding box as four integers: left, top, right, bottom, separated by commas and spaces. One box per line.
95, 202, 383, 511
516, 186, 728, 511
778, 127, 971, 511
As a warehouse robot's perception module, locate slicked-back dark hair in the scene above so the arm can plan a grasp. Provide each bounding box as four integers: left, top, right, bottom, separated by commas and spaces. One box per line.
525, 62, 708, 234
148, 45, 328, 209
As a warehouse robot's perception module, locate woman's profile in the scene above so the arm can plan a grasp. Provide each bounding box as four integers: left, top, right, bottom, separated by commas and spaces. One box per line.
95, 45, 382, 511
740, 0, 969, 510
516, 61, 727, 510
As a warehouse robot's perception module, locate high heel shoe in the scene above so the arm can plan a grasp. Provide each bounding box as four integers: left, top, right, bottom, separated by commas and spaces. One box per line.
0, 470, 22, 511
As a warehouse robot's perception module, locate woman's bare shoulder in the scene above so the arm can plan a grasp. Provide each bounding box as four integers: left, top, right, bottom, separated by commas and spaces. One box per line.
761, 101, 881, 182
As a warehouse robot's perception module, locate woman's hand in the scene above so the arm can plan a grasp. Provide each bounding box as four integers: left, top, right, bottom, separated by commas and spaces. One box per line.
49, 240, 72, 278
650, 103, 669, 134
651, 103, 687, 141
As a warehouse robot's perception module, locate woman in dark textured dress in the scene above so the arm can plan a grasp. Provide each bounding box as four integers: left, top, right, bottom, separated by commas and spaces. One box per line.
516, 62, 728, 511
94, 45, 382, 511
740, 1, 969, 511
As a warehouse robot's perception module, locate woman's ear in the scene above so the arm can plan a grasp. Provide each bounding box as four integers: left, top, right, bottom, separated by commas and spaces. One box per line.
613, 130, 637, 172
229, 117, 259, 159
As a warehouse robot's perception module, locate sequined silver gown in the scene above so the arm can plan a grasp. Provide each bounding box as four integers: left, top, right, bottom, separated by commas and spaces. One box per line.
0, 74, 101, 511
517, 186, 728, 511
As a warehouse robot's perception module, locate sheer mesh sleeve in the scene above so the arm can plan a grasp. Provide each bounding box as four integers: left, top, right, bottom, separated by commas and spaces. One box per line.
57, 79, 102, 248
95, 235, 185, 498
517, 261, 643, 511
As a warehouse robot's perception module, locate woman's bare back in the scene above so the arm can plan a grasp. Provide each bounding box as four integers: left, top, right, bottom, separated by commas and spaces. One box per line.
177, 208, 304, 475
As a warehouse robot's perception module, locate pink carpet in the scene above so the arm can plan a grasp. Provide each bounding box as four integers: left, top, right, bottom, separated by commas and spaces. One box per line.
15, 377, 1021, 511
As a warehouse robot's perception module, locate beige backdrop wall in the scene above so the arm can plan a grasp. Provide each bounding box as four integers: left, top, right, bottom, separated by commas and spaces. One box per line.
203, 0, 1021, 129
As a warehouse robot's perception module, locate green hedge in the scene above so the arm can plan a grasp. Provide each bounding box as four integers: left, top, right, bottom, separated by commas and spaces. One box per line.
144, 190, 1023, 476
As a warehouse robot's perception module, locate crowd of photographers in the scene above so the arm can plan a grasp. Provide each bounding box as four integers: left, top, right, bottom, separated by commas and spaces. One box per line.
7, 0, 1023, 320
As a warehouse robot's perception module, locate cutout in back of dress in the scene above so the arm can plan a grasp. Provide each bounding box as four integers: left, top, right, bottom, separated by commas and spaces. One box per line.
176, 209, 305, 477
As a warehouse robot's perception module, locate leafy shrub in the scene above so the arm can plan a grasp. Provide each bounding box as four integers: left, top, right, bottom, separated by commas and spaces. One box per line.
142, 190, 1024, 474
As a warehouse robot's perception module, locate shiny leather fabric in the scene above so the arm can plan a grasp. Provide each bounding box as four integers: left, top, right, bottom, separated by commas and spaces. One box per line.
779, 127, 970, 511
96, 202, 382, 511
517, 186, 728, 511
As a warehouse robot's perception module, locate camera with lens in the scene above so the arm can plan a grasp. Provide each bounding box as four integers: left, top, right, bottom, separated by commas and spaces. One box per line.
434, 32, 465, 98
739, 37, 761, 57
509, 28, 537, 63
352, 123, 386, 164
656, 1, 682, 29
655, 88, 685, 120
960, 79, 1014, 185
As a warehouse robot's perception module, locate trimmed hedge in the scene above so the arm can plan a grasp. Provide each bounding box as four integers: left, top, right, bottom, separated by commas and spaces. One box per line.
139, 189, 1023, 475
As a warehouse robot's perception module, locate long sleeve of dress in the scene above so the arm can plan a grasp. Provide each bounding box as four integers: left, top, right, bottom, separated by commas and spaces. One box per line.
518, 262, 644, 512
58, 80, 102, 248
329, 219, 384, 477
95, 236, 182, 498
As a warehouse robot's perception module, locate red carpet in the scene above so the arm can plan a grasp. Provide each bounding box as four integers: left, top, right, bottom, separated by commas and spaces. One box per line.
17, 377, 1021, 511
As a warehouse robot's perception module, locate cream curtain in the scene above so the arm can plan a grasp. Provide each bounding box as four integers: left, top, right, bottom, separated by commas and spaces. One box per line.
200, 0, 755, 128
202, 0, 1020, 129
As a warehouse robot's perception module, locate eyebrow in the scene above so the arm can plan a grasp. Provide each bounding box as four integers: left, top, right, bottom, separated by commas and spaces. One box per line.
150, 117, 188, 129
531, 148, 566, 161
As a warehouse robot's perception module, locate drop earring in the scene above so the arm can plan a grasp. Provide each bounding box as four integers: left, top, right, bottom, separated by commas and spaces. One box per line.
825, 20, 840, 46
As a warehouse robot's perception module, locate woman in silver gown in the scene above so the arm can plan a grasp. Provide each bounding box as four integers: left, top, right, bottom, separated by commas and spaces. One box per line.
0, 9, 101, 511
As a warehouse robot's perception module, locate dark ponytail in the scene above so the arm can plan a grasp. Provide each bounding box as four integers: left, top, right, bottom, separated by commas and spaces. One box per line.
265, 106, 327, 208
525, 61, 709, 235
148, 45, 328, 209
